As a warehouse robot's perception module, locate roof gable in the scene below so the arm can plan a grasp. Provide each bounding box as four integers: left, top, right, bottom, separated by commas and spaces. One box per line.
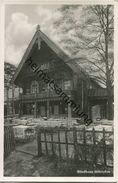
12, 25, 90, 85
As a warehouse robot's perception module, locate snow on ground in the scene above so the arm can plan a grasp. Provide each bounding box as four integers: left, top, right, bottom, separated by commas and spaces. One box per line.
4, 118, 113, 176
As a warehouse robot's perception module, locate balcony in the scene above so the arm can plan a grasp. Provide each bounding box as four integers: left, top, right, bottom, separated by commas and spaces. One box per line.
20, 90, 75, 101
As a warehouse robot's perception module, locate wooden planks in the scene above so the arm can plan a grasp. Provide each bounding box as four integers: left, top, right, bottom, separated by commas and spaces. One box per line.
4, 125, 15, 158
36, 126, 113, 171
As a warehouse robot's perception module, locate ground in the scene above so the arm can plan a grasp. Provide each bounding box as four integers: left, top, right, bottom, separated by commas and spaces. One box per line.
4, 140, 77, 177
4, 139, 58, 176
4, 151, 59, 176
4, 151, 78, 177
4, 120, 113, 176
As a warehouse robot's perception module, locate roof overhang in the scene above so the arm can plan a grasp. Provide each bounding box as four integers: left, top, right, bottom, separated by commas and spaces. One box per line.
11, 25, 92, 85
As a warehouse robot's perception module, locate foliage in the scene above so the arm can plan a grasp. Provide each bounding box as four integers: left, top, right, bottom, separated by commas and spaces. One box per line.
53, 5, 114, 119
4, 62, 16, 88
54, 5, 114, 87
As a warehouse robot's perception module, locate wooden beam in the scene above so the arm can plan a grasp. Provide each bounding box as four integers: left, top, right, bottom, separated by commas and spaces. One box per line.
47, 100, 50, 119
67, 103, 72, 128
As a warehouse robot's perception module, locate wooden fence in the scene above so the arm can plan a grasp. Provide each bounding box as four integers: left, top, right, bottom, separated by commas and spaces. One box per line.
4, 125, 16, 158
37, 127, 113, 175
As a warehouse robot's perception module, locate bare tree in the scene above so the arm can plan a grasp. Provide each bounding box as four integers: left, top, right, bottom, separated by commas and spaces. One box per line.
54, 5, 114, 119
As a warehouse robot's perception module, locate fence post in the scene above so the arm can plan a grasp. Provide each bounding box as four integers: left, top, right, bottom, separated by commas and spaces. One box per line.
4, 127, 7, 158
44, 129, 48, 155
4, 125, 15, 159
51, 130, 54, 155
83, 127, 87, 162
58, 128, 61, 160
92, 127, 96, 175
65, 128, 69, 161
37, 127, 42, 157
73, 127, 78, 162
6, 126, 11, 156
92, 128, 97, 164
103, 128, 107, 167
11, 126, 16, 151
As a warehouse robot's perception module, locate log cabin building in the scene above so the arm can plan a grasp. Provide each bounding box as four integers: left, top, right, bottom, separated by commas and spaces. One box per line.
11, 25, 113, 121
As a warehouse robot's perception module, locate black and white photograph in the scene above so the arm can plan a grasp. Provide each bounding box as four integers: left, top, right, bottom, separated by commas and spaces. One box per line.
0, 182, 116, 183
0, 182, 117, 183
3, 3, 114, 177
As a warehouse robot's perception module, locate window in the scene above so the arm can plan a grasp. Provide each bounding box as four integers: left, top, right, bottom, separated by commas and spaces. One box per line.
26, 88, 30, 94
42, 83, 47, 92
58, 80, 63, 89
31, 80, 39, 93
64, 80, 71, 90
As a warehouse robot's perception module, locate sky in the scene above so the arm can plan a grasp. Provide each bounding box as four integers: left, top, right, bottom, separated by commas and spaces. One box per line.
5, 4, 112, 88
5, 5, 62, 66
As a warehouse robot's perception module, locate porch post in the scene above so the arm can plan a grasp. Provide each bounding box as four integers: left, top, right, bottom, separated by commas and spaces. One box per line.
19, 87, 23, 117
81, 80, 84, 111
88, 101, 92, 119
12, 84, 15, 116
34, 102, 37, 118
18, 87, 20, 117
67, 103, 72, 128
47, 100, 50, 119
34, 90, 37, 118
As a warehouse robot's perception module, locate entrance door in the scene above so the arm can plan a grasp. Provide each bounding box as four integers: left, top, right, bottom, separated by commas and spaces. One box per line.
91, 105, 101, 121
40, 106, 46, 116
54, 105, 59, 115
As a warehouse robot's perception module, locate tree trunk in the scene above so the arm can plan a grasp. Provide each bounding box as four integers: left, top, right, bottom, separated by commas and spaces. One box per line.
106, 80, 113, 120
105, 6, 113, 120
6, 87, 9, 116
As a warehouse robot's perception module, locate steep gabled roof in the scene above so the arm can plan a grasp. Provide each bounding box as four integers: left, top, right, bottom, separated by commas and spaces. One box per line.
12, 25, 91, 85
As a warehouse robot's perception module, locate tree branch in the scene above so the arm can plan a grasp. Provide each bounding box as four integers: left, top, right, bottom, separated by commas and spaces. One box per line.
81, 58, 106, 75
